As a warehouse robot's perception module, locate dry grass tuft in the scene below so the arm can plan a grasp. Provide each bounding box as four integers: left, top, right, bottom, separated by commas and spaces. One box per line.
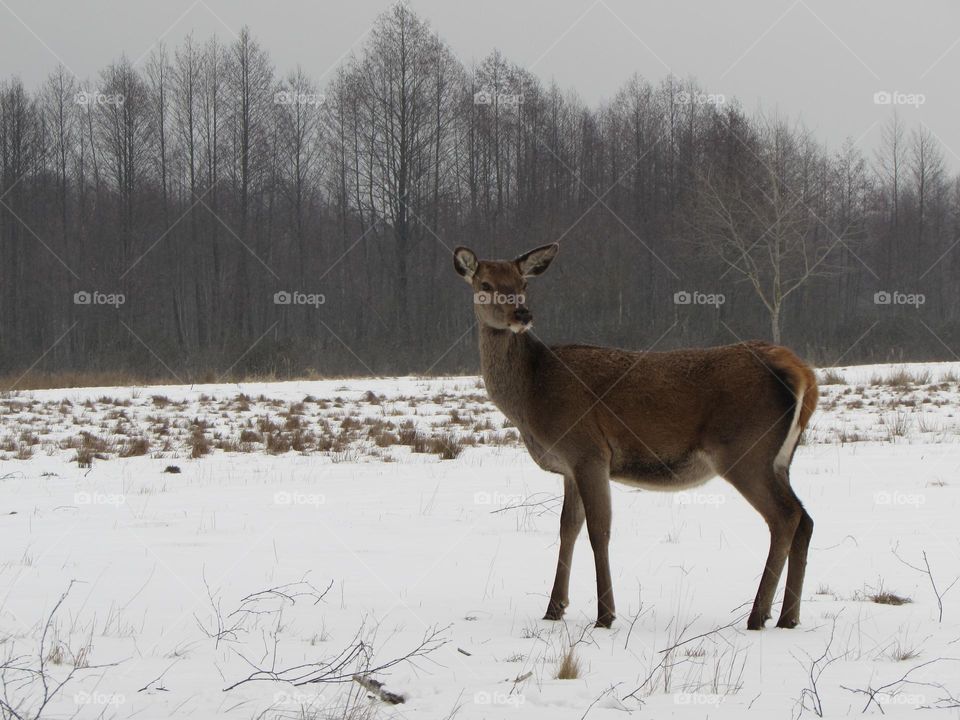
266, 432, 291, 454
119, 436, 150, 457
428, 433, 466, 459
888, 640, 922, 661
189, 427, 211, 458
555, 647, 582, 679
868, 584, 912, 606
818, 368, 846, 385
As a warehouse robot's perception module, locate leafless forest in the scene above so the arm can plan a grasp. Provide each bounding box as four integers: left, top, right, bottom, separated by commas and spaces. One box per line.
0, 4, 957, 383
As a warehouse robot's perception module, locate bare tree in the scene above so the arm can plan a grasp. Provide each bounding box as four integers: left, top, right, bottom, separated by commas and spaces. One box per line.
226, 26, 275, 337
909, 125, 946, 278
275, 67, 325, 286
874, 111, 907, 281
688, 115, 847, 343
41, 66, 77, 235
345, 3, 458, 335
95, 56, 152, 262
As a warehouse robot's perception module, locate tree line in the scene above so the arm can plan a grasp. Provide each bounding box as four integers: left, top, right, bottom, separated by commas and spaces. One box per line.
1, 4, 958, 383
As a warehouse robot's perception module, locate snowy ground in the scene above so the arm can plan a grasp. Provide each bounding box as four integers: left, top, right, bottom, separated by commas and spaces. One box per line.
2, 363, 960, 718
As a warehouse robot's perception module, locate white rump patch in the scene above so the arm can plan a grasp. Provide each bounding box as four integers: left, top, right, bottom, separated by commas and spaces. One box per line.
774, 380, 805, 475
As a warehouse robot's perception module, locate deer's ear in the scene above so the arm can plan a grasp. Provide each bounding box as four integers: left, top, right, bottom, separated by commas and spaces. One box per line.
515, 243, 559, 278
453, 247, 479, 283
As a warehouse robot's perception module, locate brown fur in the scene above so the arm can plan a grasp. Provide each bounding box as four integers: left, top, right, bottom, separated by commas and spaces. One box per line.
454, 244, 819, 630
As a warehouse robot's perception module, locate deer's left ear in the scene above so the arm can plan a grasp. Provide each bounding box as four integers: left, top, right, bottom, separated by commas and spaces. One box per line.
453, 247, 479, 284
515, 243, 559, 278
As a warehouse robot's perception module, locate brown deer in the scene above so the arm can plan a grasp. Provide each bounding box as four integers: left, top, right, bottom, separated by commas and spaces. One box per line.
453, 243, 818, 630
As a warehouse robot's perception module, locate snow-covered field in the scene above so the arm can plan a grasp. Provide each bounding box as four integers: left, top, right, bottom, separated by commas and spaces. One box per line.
2, 363, 960, 718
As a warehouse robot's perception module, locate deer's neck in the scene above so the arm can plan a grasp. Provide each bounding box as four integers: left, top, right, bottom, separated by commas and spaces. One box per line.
478, 325, 542, 425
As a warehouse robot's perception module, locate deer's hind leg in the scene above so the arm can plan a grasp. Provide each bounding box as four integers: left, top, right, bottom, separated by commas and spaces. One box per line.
777, 475, 813, 628
722, 454, 804, 630
544, 474, 585, 620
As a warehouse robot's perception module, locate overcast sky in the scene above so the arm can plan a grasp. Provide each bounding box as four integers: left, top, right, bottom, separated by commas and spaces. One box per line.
2, 0, 958, 167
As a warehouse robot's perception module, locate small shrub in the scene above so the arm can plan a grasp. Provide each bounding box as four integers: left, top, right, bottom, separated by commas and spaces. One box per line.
119, 437, 150, 457
870, 591, 911, 606
368, 420, 399, 447
257, 416, 279, 433
340, 415, 361, 432
881, 410, 911, 438
266, 432, 291, 454
398, 421, 430, 452
429, 433, 464, 460
190, 428, 211, 458
290, 430, 313, 452
866, 581, 912, 606
76, 446, 93, 468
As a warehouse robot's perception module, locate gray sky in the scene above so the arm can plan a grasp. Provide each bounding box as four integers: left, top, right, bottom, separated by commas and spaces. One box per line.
2, 0, 959, 167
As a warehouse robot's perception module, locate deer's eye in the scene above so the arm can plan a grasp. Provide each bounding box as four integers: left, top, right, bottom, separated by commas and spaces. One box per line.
480, 282, 493, 292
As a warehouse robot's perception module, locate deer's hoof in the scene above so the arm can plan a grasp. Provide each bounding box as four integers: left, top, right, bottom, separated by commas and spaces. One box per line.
543, 599, 567, 621
776, 616, 799, 629
747, 610, 771, 630
594, 614, 615, 629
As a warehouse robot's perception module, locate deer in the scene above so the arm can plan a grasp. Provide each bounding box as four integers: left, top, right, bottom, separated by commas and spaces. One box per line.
453, 243, 818, 630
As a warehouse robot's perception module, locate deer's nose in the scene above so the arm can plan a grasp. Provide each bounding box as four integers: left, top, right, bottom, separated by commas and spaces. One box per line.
514, 306, 532, 324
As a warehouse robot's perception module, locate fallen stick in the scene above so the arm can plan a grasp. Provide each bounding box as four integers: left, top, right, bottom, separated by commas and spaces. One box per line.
352, 674, 406, 704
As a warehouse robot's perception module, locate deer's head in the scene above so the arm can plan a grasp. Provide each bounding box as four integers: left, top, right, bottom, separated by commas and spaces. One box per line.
453, 244, 559, 333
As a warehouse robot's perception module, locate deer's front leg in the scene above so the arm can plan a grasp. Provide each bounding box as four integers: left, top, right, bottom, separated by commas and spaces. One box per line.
575, 459, 616, 628
544, 475, 585, 620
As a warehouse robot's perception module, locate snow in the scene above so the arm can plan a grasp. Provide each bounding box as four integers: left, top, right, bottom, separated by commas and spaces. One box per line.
1, 363, 960, 718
